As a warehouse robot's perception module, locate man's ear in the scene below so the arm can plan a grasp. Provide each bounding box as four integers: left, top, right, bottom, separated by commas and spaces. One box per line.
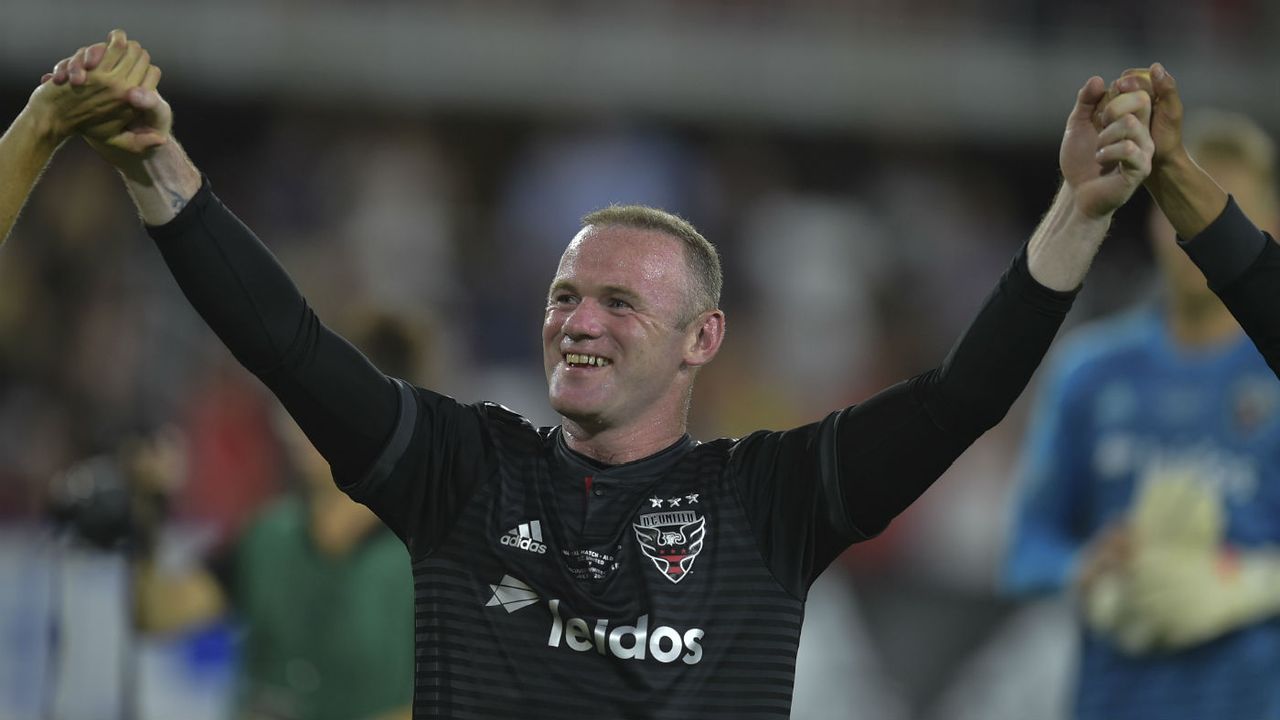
683, 309, 725, 368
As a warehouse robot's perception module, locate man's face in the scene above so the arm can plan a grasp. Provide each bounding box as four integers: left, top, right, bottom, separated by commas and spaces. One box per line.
543, 225, 700, 430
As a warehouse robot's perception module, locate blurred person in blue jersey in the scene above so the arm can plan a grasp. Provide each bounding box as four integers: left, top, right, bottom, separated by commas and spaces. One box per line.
1004, 85, 1280, 718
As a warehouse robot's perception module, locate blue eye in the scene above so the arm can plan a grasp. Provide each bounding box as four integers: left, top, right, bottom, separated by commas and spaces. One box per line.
607, 298, 632, 310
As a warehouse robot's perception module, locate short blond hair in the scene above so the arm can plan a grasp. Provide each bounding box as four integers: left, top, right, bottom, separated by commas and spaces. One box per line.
581, 205, 722, 326
1186, 110, 1277, 192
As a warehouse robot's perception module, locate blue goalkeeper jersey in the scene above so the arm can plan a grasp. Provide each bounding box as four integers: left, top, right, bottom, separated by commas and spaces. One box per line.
1004, 305, 1280, 720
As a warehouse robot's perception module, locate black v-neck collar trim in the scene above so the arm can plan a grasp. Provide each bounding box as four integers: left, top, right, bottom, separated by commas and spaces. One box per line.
552, 429, 696, 480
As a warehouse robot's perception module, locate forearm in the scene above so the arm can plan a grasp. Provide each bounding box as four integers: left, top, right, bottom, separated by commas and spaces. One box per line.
1146, 149, 1229, 239
1129, 545, 1280, 650
1178, 198, 1280, 377
113, 139, 202, 225
0, 104, 65, 244
837, 246, 1076, 534
1026, 183, 1112, 292
922, 241, 1078, 435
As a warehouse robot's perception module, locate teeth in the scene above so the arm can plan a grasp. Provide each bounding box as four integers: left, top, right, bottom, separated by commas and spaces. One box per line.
566, 353, 610, 367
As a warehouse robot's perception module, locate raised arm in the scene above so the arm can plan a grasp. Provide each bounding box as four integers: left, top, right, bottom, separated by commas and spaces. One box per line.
50, 39, 403, 489
838, 76, 1155, 537
733, 77, 1156, 594
1138, 65, 1229, 239
1, 31, 161, 244
0, 95, 62, 245
1135, 64, 1280, 376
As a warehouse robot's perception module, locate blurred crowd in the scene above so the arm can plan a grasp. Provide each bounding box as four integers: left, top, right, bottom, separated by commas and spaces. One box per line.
180, 0, 1277, 48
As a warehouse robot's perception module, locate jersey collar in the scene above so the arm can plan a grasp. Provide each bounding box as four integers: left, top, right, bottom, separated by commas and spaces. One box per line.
552, 429, 696, 481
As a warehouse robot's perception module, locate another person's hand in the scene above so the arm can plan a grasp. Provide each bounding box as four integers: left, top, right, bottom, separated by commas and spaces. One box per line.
1123, 475, 1280, 650
1104, 63, 1227, 238
48, 31, 195, 223
1131, 470, 1223, 547
1081, 475, 1221, 653
44, 29, 171, 158
1077, 523, 1140, 644
24, 31, 155, 149
1125, 543, 1280, 651
1112, 64, 1185, 175
1075, 522, 1132, 598
1058, 76, 1155, 219
1085, 476, 1280, 654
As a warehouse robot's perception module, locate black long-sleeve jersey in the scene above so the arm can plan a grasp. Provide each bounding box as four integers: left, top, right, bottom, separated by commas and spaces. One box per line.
1179, 196, 1280, 378
149, 179, 1077, 719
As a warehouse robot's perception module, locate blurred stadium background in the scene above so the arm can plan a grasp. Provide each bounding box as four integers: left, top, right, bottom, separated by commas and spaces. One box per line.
1, 2, 1278, 719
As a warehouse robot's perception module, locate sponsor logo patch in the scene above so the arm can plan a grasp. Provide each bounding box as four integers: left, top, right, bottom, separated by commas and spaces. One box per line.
483, 574, 705, 664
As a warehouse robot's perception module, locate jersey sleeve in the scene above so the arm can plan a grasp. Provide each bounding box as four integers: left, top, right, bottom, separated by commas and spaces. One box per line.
1001, 348, 1093, 596
147, 178, 398, 485
148, 180, 499, 555
729, 245, 1077, 598
338, 385, 499, 555
1179, 196, 1280, 378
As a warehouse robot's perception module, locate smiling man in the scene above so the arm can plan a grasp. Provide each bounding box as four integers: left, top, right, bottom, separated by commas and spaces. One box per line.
544, 208, 724, 461
34, 30, 1162, 719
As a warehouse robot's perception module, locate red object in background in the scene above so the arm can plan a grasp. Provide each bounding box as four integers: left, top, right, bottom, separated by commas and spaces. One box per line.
178, 365, 283, 548
838, 504, 916, 576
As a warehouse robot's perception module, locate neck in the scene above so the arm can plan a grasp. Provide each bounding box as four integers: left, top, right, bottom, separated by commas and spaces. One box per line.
561, 415, 687, 465
1166, 293, 1241, 348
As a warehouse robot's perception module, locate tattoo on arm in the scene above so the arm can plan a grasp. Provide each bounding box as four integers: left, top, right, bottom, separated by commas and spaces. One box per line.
165, 186, 187, 214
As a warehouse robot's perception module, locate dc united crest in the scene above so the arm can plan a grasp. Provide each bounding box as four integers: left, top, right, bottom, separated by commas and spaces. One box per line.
633, 504, 706, 584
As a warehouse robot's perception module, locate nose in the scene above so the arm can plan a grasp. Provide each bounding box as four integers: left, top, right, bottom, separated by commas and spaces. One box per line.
561, 298, 605, 340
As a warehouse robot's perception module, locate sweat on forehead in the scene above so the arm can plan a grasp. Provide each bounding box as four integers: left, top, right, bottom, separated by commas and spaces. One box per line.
575, 204, 723, 313
557, 225, 688, 285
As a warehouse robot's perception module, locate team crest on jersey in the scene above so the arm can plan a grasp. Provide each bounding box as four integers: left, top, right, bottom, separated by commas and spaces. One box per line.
1232, 375, 1279, 435
633, 504, 706, 584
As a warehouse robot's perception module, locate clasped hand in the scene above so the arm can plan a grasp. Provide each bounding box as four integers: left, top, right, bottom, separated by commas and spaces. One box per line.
1059, 70, 1156, 219
33, 29, 171, 157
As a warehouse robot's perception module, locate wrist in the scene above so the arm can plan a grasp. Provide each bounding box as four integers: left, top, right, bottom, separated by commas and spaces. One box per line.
1055, 182, 1113, 230
114, 140, 202, 226
16, 99, 69, 154
1148, 146, 1194, 191
1025, 183, 1110, 291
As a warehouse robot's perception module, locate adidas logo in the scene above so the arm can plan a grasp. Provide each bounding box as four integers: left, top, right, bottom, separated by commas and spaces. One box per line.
486, 575, 539, 613
500, 520, 548, 554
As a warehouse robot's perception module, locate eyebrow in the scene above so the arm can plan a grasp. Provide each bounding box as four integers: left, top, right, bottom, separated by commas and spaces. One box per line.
548, 280, 641, 302
600, 284, 641, 302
